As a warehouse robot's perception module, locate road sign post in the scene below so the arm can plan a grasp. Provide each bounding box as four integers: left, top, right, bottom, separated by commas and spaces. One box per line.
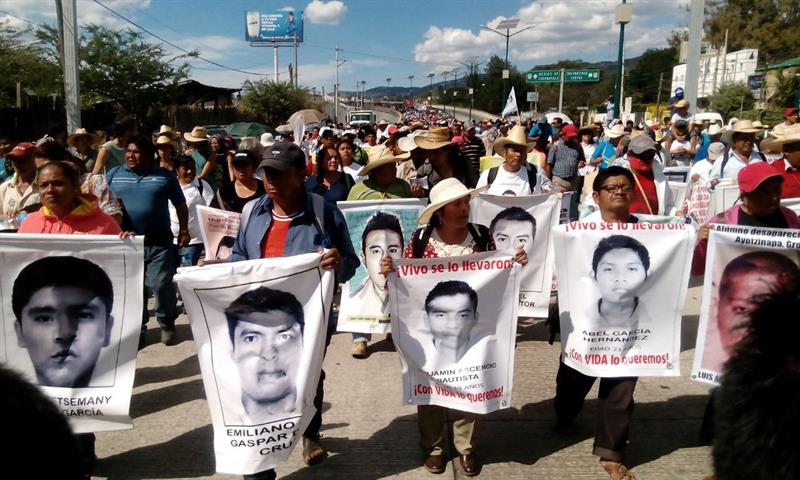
526, 68, 600, 112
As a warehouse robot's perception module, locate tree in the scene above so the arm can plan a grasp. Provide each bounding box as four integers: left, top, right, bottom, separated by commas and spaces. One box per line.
239, 79, 309, 125
0, 23, 61, 107
38, 24, 190, 115
708, 82, 754, 118
623, 48, 678, 104
772, 70, 800, 108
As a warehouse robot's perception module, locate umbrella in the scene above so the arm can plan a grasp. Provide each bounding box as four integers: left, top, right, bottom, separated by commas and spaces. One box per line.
288, 109, 326, 125
546, 112, 573, 124
226, 122, 274, 137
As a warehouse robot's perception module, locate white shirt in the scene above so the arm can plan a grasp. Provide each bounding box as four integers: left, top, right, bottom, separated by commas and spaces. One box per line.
476, 164, 553, 196
670, 112, 693, 125
689, 159, 715, 184
170, 178, 213, 245
707, 149, 764, 184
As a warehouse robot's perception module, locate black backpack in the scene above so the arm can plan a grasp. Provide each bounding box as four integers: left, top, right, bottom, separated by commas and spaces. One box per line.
410, 223, 491, 259
486, 164, 538, 193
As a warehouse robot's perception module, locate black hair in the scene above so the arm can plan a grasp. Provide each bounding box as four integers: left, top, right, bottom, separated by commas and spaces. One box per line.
719, 251, 800, 299
47, 124, 68, 138
224, 287, 304, 345
593, 165, 635, 193
175, 155, 196, 170
33, 141, 69, 162
12, 257, 114, 319
489, 207, 536, 238
361, 212, 404, 254
424, 280, 478, 314
314, 146, 339, 193
111, 117, 137, 139
337, 138, 355, 150
591, 235, 650, 274
129, 135, 156, 162
37, 160, 81, 187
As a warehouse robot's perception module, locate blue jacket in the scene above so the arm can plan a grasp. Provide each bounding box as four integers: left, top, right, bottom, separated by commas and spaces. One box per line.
230, 193, 359, 284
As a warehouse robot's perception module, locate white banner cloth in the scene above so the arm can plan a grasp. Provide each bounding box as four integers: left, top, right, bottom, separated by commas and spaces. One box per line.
197, 205, 241, 262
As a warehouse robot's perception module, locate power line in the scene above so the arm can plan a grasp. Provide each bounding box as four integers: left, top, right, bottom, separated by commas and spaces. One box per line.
0, 9, 47, 30
92, 0, 270, 76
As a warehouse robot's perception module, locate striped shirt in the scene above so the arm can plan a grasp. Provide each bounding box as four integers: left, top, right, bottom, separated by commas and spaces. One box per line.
546, 139, 585, 179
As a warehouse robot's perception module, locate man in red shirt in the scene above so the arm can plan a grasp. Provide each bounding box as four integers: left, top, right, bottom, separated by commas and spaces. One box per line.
772, 125, 800, 199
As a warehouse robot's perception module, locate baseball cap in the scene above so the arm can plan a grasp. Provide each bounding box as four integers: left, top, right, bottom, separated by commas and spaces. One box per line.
232, 151, 255, 164
562, 124, 578, 138
628, 135, 657, 154
738, 162, 783, 194
784, 107, 798, 117
707, 142, 725, 161
258, 142, 306, 172
538, 115, 548, 123
675, 87, 684, 95
6, 142, 35, 161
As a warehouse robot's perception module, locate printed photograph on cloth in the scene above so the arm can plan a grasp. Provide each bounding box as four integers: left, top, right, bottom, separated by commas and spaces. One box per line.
553, 222, 695, 377
692, 225, 800, 385
389, 251, 520, 414
197, 205, 241, 262
337, 199, 425, 334
0, 234, 144, 432
174, 253, 333, 475
470, 193, 560, 317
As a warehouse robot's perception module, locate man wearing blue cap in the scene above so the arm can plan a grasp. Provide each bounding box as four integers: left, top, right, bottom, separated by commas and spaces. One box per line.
668, 87, 684, 116
528, 114, 555, 152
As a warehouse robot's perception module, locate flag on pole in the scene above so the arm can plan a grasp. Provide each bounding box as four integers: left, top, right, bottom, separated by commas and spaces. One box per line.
501, 86, 519, 119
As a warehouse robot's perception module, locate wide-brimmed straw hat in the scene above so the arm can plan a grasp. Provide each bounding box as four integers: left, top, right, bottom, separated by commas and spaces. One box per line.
67, 128, 98, 147
674, 99, 689, 108
417, 178, 487, 225
357, 145, 410, 176
730, 119, 762, 134
752, 120, 767, 129
398, 130, 427, 152
414, 127, 455, 150
156, 125, 177, 139
707, 124, 724, 136
183, 126, 209, 143
604, 124, 626, 138
155, 134, 179, 151
492, 125, 534, 154
773, 124, 800, 147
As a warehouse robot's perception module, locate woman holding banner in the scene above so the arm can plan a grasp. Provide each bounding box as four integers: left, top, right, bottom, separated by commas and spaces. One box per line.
381, 178, 527, 477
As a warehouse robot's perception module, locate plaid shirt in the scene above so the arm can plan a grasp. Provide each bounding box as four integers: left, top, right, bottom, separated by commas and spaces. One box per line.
546, 139, 584, 178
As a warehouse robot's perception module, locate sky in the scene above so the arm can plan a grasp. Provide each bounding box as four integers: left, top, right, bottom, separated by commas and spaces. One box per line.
1, 0, 692, 93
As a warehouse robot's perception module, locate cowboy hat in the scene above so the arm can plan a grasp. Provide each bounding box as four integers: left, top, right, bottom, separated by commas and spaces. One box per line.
275, 123, 293, 133
706, 124, 724, 136
67, 128, 98, 147
752, 120, 768, 129
492, 125, 534, 154
414, 127, 455, 150
357, 145, 410, 176
674, 99, 689, 108
730, 119, 761, 134
155, 134, 179, 151
184, 126, 209, 143
417, 177, 487, 225
156, 125, 177, 139
398, 130, 427, 152
260, 132, 275, 148
604, 123, 626, 138
772, 124, 800, 147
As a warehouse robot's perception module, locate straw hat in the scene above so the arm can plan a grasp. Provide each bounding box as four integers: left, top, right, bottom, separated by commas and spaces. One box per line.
492, 125, 534, 154
275, 124, 293, 133
674, 99, 689, 108
730, 119, 761, 134
604, 123, 626, 138
183, 126, 209, 143
260, 132, 275, 148
413, 127, 455, 150
156, 125, 177, 139
706, 124, 723, 136
752, 120, 768, 129
155, 134, 179, 151
772, 124, 800, 147
357, 145, 410, 176
417, 178, 487, 225
398, 130, 426, 152
67, 128, 98, 147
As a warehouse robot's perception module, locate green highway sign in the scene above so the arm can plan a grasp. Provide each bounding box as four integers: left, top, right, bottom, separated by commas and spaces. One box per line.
526, 70, 561, 83
526, 68, 601, 83
565, 69, 601, 82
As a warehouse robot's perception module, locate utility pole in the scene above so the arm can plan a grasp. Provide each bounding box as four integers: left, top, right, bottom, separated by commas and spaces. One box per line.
427, 73, 435, 103
273, 42, 279, 82
720, 28, 729, 88
481, 20, 534, 119
293, 36, 298, 87
334, 47, 347, 124
655, 71, 664, 121
684, 0, 705, 116
361, 80, 367, 108
613, 0, 632, 120
58, 0, 80, 131
558, 68, 565, 112
408, 75, 415, 103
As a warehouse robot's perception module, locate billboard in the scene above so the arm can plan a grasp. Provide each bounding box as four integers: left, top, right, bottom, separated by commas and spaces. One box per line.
245, 10, 304, 44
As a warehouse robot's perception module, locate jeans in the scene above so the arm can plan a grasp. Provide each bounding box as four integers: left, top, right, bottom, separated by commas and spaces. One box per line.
178, 243, 204, 266
143, 243, 179, 328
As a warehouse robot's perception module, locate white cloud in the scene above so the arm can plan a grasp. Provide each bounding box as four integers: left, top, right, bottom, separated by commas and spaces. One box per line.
304, 0, 346, 26
413, 0, 689, 68
0, 0, 152, 30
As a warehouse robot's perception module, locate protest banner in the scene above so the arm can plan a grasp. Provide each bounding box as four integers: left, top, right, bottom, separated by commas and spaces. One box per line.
686, 183, 712, 224
691, 225, 800, 385
470, 193, 560, 317
553, 222, 695, 377
174, 253, 333, 475
389, 251, 520, 414
336, 199, 426, 334
0, 234, 143, 433
197, 205, 241, 262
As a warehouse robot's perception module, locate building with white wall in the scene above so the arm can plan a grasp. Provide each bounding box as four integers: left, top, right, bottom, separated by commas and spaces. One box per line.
671, 48, 759, 98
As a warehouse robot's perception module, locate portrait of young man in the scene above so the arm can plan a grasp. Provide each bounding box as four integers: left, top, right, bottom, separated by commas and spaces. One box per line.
489, 206, 537, 258
225, 286, 304, 425
423, 280, 481, 364
349, 211, 405, 315
12, 256, 115, 388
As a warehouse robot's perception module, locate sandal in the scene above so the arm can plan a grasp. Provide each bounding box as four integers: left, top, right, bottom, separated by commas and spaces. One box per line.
600, 459, 636, 480
302, 437, 328, 466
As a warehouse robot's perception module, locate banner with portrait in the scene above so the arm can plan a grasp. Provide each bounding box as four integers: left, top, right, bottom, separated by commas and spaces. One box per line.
336, 199, 426, 334
0, 234, 144, 433
470, 193, 560, 318
174, 253, 333, 475
389, 251, 520, 414
197, 206, 241, 262
553, 222, 695, 377
691, 225, 800, 385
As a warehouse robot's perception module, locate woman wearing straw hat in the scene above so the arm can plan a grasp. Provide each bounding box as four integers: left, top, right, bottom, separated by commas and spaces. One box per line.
380, 178, 527, 476
155, 135, 179, 172
591, 124, 627, 170
347, 145, 414, 201
67, 128, 99, 171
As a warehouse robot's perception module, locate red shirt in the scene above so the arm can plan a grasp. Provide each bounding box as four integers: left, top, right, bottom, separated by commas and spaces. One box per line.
260, 211, 300, 258
773, 159, 800, 199
628, 156, 659, 215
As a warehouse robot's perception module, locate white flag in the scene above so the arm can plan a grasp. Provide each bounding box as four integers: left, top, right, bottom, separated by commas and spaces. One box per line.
501, 86, 519, 119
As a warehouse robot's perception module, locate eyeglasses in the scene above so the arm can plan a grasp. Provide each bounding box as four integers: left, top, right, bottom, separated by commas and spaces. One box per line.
599, 184, 633, 193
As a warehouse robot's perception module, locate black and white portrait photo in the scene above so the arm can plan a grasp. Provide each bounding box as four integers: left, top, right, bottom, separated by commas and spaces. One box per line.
489, 206, 537, 258
423, 280, 480, 364
348, 212, 404, 317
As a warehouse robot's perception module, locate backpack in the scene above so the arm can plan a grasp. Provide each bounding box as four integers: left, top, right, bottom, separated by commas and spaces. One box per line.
410, 223, 491, 259
719, 147, 767, 177
486, 164, 538, 194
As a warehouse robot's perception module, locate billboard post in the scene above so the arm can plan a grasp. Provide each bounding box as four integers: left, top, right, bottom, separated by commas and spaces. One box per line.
246, 10, 304, 84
